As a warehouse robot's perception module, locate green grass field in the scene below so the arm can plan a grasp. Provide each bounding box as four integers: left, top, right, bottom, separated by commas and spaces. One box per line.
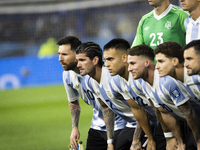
0, 85, 93, 150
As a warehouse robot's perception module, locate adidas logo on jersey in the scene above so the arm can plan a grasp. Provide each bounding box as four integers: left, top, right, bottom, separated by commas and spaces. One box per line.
165, 21, 171, 29
74, 85, 79, 89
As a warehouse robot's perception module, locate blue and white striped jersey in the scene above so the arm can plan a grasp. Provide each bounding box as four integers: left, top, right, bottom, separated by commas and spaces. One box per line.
82, 67, 137, 128
138, 70, 188, 120
185, 16, 200, 44
110, 73, 157, 126
182, 68, 200, 118
184, 68, 200, 102
63, 70, 126, 131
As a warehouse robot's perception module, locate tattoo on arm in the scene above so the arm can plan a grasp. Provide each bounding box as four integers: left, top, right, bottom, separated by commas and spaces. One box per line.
132, 123, 143, 148
178, 101, 200, 142
103, 107, 115, 139
98, 98, 114, 139
133, 123, 143, 141
69, 100, 81, 128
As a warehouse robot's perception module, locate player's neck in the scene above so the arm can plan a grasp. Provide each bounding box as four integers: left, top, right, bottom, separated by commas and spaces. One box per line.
144, 64, 155, 87
90, 66, 102, 84
73, 67, 80, 74
120, 65, 129, 81
154, 1, 170, 16
190, 7, 200, 21
173, 64, 184, 82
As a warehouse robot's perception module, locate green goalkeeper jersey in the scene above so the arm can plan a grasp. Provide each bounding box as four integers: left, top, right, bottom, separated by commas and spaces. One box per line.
132, 4, 189, 49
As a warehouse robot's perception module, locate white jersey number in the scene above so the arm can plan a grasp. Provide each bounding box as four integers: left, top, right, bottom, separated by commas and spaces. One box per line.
150, 32, 163, 46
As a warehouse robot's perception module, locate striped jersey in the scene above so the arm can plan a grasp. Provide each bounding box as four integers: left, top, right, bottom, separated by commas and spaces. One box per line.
132, 4, 188, 49
82, 67, 137, 128
63, 70, 126, 131
182, 68, 200, 118
184, 67, 200, 101
185, 16, 200, 44
110, 73, 157, 126
140, 70, 188, 120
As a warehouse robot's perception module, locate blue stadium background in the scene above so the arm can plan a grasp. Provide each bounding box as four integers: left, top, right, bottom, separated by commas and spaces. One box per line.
0, 0, 179, 90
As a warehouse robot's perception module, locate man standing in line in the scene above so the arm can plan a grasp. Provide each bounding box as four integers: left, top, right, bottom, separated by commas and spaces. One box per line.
132, 0, 188, 49
57, 36, 126, 150
180, 0, 200, 43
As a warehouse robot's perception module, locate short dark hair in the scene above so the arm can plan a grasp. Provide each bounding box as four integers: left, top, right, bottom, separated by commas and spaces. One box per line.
128, 44, 155, 61
76, 42, 104, 66
182, 40, 200, 54
57, 36, 82, 51
103, 38, 130, 52
154, 41, 183, 63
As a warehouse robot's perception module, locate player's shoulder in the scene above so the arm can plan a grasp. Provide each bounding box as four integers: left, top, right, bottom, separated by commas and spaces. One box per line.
63, 70, 77, 77
159, 75, 174, 83
159, 75, 182, 91
140, 10, 154, 22
170, 4, 189, 17
84, 74, 97, 90
82, 74, 91, 85
111, 74, 122, 84
63, 70, 79, 83
184, 15, 190, 23
111, 74, 127, 91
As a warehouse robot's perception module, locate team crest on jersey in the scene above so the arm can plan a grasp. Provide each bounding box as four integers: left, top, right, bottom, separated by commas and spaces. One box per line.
150, 97, 155, 102
165, 21, 171, 29
182, 88, 187, 93
132, 87, 140, 95
187, 30, 191, 35
74, 85, 79, 89
171, 89, 181, 99
107, 91, 112, 97
193, 89, 199, 96
96, 91, 101, 95
160, 95, 167, 103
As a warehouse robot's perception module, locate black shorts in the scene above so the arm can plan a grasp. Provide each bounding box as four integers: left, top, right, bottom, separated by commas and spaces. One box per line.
155, 121, 197, 150
115, 127, 148, 150
180, 121, 197, 150
154, 123, 166, 150
86, 128, 122, 150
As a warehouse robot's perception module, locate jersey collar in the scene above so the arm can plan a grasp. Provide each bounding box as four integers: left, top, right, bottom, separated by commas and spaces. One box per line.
189, 15, 200, 25
153, 4, 172, 20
